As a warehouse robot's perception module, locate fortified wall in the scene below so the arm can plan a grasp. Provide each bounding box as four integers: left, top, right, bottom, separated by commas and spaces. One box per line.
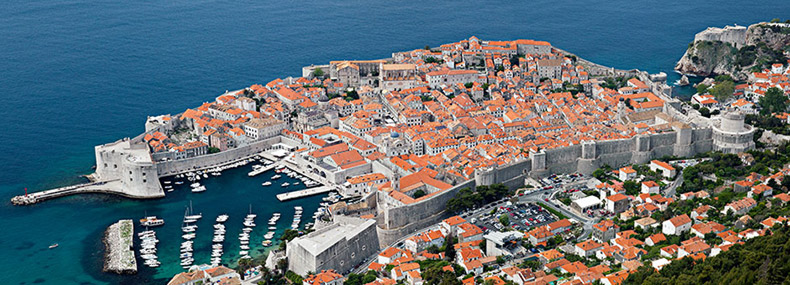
94, 139, 164, 198
693, 25, 748, 48
376, 106, 729, 246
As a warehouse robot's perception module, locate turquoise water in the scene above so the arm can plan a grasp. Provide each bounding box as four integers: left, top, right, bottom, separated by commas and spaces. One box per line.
2, 0, 789, 284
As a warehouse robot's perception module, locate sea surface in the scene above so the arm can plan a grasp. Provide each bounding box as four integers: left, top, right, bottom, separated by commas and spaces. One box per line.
1, 0, 789, 284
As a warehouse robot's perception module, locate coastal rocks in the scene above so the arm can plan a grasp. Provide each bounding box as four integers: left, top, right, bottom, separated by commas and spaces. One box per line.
103, 220, 137, 275
675, 22, 790, 80
678, 75, 690, 86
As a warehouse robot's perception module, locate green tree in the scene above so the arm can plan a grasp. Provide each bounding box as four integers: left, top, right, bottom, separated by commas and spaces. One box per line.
759, 87, 787, 115
696, 84, 709, 95
413, 189, 426, 199
699, 107, 711, 117
499, 214, 510, 226
208, 147, 220, 154
709, 80, 734, 101
312, 68, 324, 78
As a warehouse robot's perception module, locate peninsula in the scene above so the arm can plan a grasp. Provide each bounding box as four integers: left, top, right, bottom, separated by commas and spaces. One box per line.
15, 36, 781, 285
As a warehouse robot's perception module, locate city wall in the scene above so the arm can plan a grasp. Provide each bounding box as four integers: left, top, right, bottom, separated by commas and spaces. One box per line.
155, 136, 284, 177
376, 126, 715, 246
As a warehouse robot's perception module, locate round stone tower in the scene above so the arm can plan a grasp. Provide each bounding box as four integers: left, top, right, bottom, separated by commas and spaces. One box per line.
712, 109, 755, 153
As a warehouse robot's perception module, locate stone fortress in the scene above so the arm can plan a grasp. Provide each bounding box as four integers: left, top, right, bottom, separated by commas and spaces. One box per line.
13, 39, 756, 260
372, 75, 754, 247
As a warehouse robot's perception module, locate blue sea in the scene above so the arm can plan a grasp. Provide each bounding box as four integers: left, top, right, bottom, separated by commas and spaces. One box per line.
1, 0, 788, 283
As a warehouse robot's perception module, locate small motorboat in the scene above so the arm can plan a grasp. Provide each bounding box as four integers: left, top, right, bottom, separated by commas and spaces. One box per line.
262, 181, 272, 186
281, 182, 290, 187
48, 243, 59, 249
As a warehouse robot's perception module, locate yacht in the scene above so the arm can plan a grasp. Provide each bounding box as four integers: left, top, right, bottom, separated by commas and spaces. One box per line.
271, 174, 281, 180
239, 250, 249, 256
268, 226, 277, 230
190, 182, 201, 188
264, 232, 275, 239
281, 182, 290, 187
240, 245, 250, 250
262, 240, 273, 247
216, 214, 229, 223
203, 173, 209, 178
191, 185, 206, 193
139, 216, 165, 227
262, 181, 272, 186
182, 233, 196, 240
163, 181, 171, 185
182, 225, 197, 233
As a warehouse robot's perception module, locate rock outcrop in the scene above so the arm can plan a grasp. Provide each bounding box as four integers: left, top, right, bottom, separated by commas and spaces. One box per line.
676, 22, 790, 80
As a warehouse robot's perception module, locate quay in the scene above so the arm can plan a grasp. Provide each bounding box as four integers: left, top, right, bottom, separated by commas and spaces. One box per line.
102, 219, 137, 275
10, 180, 139, 206
276, 185, 335, 201
248, 163, 278, 177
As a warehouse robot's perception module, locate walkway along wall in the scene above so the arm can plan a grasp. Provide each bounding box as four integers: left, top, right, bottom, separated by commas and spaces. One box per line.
376, 127, 715, 246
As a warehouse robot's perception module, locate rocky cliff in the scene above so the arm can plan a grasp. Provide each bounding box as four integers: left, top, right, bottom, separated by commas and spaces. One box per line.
676, 22, 790, 80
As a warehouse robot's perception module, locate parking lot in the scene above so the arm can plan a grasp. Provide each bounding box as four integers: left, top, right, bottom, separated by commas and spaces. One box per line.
469, 201, 556, 233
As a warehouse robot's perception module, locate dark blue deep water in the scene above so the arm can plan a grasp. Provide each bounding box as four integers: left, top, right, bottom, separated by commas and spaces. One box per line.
1, 0, 789, 283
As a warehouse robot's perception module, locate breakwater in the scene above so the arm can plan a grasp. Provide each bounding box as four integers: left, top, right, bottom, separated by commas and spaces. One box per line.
103, 220, 137, 275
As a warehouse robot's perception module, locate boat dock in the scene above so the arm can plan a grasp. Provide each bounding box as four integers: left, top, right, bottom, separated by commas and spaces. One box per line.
10, 180, 143, 206
248, 163, 277, 177
276, 185, 335, 201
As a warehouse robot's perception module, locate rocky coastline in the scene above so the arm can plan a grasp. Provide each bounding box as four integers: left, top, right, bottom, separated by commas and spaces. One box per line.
676, 21, 790, 80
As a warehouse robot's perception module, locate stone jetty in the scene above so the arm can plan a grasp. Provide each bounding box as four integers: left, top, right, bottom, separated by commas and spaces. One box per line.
102, 219, 137, 275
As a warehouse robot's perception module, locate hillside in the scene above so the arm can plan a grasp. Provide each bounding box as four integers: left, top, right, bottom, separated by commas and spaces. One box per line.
675, 21, 790, 80
624, 225, 790, 285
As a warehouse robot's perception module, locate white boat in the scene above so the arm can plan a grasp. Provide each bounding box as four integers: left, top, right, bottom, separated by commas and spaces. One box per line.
182, 225, 197, 232
185, 214, 202, 220
240, 240, 249, 245
262, 181, 272, 186
212, 236, 225, 243
182, 233, 196, 240
212, 244, 223, 249
138, 230, 155, 237
141, 254, 158, 260
262, 240, 273, 247
294, 206, 303, 211
243, 221, 255, 227
175, 181, 184, 185
240, 245, 250, 250
293, 182, 300, 185
264, 232, 275, 239
191, 185, 206, 193
216, 214, 229, 223
281, 182, 290, 187
271, 174, 281, 180
190, 182, 201, 188
211, 172, 221, 176
239, 250, 249, 255
242, 227, 253, 233
140, 216, 165, 227
203, 173, 209, 178
183, 218, 198, 224
268, 226, 276, 230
